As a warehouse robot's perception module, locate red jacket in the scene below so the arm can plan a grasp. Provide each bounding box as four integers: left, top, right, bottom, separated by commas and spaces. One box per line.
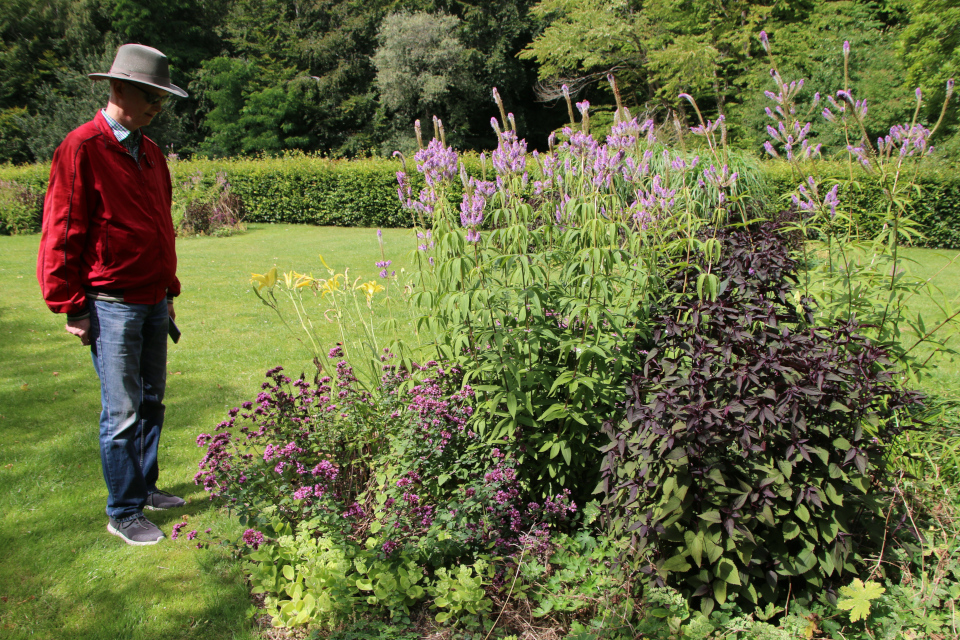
37, 111, 180, 318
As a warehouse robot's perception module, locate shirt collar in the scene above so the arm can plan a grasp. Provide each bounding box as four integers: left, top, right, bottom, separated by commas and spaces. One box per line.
100, 109, 142, 156
101, 109, 133, 143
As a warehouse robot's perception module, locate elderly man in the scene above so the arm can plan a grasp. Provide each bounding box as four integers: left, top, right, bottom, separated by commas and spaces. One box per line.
37, 44, 189, 545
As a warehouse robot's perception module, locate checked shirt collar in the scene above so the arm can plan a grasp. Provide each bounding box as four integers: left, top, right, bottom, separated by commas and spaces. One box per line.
100, 109, 142, 160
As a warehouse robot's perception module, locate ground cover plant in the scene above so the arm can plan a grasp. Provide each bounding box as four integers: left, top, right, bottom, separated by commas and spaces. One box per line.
184, 37, 960, 639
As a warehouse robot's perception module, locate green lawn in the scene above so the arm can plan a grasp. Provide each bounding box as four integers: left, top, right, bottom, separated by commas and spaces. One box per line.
1, 227, 958, 639
0, 224, 417, 640
892, 247, 960, 398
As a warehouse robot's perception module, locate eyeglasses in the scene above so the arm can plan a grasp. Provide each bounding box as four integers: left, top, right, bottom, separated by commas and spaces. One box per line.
125, 82, 170, 106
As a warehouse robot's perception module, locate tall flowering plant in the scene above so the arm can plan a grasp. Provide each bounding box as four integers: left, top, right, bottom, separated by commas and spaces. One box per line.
756, 32, 958, 380
394, 83, 770, 503
250, 241, 415, 388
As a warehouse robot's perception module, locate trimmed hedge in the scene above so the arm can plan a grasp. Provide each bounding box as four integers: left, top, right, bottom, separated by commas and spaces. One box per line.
763, 160, 960, 249
177, 156, 419, 228
4, 156, 960, 248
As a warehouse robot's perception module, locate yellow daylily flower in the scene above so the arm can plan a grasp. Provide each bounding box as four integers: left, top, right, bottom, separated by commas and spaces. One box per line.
356, 280, 385, 305
250, 266, 278, 292
293, 272, 315, 289
318, 274, 344, 299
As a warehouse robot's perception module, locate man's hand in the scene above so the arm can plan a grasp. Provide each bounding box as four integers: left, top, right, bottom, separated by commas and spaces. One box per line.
168, 302, 175, 321
66, 317, 92, 346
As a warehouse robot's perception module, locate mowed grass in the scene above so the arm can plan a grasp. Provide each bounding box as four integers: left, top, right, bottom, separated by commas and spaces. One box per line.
892, 247, 960, 398
1, 227, 958, 640
0, 224, 417, 640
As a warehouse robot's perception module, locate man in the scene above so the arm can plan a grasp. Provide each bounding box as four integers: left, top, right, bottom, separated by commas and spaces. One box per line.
37, 44, 189, 546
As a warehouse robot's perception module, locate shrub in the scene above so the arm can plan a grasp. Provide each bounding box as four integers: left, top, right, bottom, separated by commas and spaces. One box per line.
0, 179, 43, 234
599, 221, 923, 613
174, 170, 246, 237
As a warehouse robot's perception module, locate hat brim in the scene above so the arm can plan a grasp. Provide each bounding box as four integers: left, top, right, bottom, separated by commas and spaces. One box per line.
89, 73, 189, 99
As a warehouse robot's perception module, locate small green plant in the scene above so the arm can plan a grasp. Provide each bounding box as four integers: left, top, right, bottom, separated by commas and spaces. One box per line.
426, 559, 493, 627
352, 548, 427, 621
836, 578, 885, 623
245, 521, 360, 629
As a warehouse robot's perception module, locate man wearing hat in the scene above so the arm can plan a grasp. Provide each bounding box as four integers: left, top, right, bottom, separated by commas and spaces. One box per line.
37, 44, 189, 545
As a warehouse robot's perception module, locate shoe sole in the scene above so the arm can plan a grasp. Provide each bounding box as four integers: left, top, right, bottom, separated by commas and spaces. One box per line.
107, 522, 164, 546
144, 502, 185, 511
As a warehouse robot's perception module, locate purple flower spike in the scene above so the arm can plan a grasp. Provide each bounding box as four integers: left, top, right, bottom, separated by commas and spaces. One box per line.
760, 31, 769, 51
916, 87, 922, 101
843, 41, 850, 55
948, 78, 955, 94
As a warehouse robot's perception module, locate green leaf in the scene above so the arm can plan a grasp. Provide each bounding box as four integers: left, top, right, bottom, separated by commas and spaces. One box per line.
686, 530, 704, 568
282, 565, 294, 581
662, 554, 692, 572
356, 578, 373, 591
783, 520, 800, 540
795, 504, 810, 523
699, 510, 722, 524
706, 467, 726, 486
824, 483, 843, 506
837, 579, 885, 622
715, 558, 741, 585
713, 579, 727, 605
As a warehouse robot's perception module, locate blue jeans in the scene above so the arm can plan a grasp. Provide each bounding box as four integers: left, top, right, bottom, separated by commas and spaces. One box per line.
89, 298, 168, 521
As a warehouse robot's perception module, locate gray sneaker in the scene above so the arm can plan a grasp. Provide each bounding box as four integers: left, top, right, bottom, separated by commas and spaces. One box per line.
145, 490, 186, 511
107, 515, 164, 546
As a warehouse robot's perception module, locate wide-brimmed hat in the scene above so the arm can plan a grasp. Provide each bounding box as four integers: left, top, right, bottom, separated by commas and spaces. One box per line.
89, 44, 188, 98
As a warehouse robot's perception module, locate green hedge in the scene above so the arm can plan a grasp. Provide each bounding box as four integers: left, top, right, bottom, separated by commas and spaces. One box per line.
173, 156, 419, 228
4, 156, 960, 248
762, 160, 960, 249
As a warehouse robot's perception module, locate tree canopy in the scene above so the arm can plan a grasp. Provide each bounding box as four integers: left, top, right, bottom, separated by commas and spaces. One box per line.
0, 0, 956, 163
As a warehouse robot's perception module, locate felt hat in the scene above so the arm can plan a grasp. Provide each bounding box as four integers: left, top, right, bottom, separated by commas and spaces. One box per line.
89, 44, 188, 98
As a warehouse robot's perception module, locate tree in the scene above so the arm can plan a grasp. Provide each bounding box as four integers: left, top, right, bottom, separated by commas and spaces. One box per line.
373, 10, 478, 146
899, 0, 959, 152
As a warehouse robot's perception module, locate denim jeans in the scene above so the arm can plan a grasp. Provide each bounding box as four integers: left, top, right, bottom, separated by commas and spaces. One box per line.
89, 298, 168, 521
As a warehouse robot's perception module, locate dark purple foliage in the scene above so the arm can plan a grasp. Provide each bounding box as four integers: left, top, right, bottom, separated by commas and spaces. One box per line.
600, 221, 923, 611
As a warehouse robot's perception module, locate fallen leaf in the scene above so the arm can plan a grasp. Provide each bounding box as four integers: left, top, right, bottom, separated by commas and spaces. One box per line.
4, 464, 12, 469
19, 384, 28, 391
52, 372, 59, 376
174, 371, 182, 375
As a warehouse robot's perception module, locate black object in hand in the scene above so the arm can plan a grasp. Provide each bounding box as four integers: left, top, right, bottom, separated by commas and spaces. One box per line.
168, 318, 181, 344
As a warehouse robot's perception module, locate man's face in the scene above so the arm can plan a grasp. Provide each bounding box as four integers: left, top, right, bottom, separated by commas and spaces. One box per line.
120, 82, 169, 130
